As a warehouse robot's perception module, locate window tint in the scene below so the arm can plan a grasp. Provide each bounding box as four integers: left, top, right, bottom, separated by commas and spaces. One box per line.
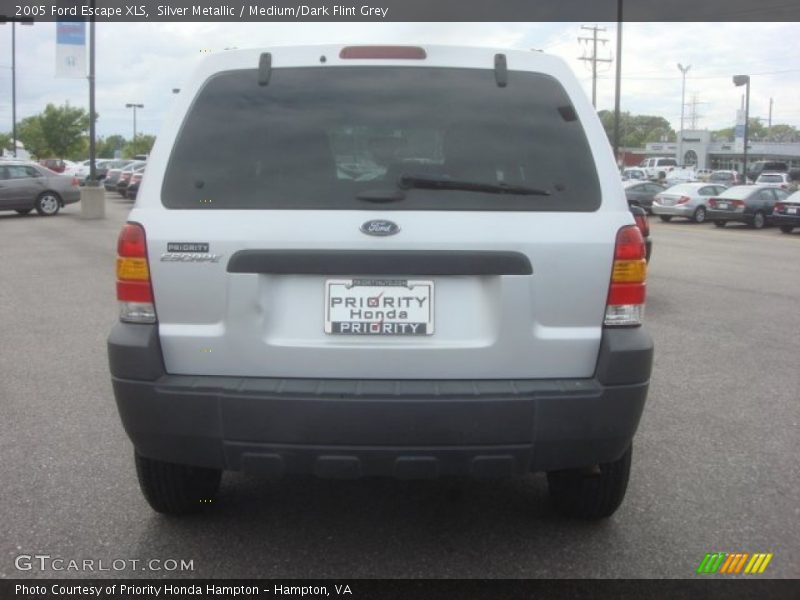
773, 189, 789, 200
25, 166, 42, 178
699, 186, 714, 195
759, 174, 783, 183
163, 67, 601, 211
5, 166, 33, 179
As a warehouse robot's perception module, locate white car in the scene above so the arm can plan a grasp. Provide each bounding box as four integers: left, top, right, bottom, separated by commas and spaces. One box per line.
756, 172, 791, 190
663, 167, 698, 185
107, 44, 653, 519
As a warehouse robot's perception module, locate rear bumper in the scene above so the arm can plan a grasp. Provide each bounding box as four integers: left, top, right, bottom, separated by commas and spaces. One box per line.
108, 324, 653, 478
772, 213, 800, 227
652, 203, 695, 217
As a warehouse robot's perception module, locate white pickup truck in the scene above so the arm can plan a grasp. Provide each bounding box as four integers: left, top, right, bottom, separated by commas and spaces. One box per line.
639, 157, 678, 180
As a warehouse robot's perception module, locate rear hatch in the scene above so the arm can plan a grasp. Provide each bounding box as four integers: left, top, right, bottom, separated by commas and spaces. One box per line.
136, 49, 627, 380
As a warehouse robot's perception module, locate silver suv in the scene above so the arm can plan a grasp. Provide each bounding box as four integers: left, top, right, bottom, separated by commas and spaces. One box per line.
107, 45, 653, 519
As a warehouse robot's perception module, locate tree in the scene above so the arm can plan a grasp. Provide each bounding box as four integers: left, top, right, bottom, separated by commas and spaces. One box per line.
0, 132, 11, 154
97, 134, 128, 158
598, 110, 676, 148
16, 103, 90, 159
123, 135, 156, 158
712, 118, 768, 142
764, 124, 798, 143
17, 116, 48, 158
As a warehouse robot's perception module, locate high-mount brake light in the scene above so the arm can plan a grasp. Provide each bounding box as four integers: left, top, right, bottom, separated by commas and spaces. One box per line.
605, 225, 647, 327
116, 222, 156, 323
339, 46, 427, 60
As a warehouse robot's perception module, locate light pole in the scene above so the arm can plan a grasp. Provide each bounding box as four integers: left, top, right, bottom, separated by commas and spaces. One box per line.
125, 103, 144, 141
677, 63, 691, 166
733, 75, 750, 181
1, 16, 34, 157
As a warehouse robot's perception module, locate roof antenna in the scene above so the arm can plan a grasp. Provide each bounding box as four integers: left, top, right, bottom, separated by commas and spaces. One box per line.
258, 53, 272, 86
494, 54, 507, 87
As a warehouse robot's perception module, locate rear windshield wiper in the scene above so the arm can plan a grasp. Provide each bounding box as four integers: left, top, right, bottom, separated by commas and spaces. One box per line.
398, 174, 551, 196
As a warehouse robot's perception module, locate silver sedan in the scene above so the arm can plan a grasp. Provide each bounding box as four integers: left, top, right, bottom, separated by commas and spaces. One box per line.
0, 161, 81, 216
651, 182, 728, 223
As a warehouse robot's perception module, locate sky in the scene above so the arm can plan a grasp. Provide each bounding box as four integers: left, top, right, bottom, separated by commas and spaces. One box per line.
1, 21, 799, 140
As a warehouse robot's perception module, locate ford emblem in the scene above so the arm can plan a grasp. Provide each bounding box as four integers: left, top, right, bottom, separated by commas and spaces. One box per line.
360, 220, 400, 236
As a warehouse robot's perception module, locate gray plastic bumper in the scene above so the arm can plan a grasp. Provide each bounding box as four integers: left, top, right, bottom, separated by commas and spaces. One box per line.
108, 323, 653, 477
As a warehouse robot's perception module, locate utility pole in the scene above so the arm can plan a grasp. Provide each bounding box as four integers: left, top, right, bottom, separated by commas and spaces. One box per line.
687, 94, 706, 130
677, 64, 691, 166
578, 25, 612, 107
612, 0, 623, 169
768, 97, 773, 138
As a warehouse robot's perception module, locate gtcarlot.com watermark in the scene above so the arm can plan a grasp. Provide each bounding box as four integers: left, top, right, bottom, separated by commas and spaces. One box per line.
14, 554, 194, 573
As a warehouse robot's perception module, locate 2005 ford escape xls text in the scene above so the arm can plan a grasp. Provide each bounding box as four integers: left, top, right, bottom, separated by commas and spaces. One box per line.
107, 45, 653, 519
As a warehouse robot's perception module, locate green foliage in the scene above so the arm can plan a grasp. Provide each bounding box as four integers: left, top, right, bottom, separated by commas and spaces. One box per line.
16, 103, 91, 159
96, 134, 128, 158
598, 110, 676, 148
0, 132, 11, 153
123, 135, 156, 158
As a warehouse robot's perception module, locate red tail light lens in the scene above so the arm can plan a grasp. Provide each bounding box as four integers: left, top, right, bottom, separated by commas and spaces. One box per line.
774, 202, 785, 213
71, 177, 80, 187
116, 223, 156, 323
605, 225, 647, 327
340, 46, 427, 60
709, 198, 717, 207
732, 199, 745, 208
677, 195, 690, 204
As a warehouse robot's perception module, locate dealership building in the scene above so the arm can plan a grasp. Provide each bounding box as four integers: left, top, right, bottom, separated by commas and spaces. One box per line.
623, 129, 800, 171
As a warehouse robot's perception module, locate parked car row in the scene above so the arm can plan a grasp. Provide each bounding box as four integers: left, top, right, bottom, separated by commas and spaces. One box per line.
653, 184, 797, 232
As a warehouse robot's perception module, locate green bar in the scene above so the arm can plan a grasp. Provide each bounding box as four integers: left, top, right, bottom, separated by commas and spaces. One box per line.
708, 552, 727, 573
697, 554, 712, 574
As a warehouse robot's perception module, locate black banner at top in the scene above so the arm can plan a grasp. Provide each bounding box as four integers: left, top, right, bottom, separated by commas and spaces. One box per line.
1, 0, 800, 22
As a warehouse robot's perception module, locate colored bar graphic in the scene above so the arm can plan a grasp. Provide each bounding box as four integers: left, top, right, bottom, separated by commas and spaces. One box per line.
700, 552, 773, 575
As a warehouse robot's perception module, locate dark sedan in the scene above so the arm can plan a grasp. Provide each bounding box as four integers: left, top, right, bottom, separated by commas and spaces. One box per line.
623, 180, 665, 213
772, 190, 800, 233
707, 185, 789, 229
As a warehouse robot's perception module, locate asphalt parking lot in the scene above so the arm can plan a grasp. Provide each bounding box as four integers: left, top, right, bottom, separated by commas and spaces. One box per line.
1, 194, 798, 579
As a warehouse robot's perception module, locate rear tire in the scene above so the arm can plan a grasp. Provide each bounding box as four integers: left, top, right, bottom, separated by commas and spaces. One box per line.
134, 452, 221, 516
547, 445, 632, 519
693, 206, 707, 223
15, 208, 33, 215
751, 211, 766, 229
713, 220, 726, 228
779, 225, 794, 234
659, 215, 672, 222
35, 192, 61, 216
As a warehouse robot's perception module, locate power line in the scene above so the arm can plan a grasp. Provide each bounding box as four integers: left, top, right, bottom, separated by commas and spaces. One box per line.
578, 25, 612, 107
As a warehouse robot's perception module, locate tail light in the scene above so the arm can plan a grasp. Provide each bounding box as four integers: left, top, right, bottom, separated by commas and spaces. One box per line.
774, 202, 785, 213
71, 177, 80, 187
116, 222, 156, 323
605, 225, 647, 327
340, 46, 427, 59
709, 198, 717, 207
732, 199, 745, 208
677, 195, 691, 204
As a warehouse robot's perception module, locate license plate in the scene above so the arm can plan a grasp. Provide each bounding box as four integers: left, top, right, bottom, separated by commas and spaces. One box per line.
325, 279, 434, 335
717, 202, 729, 209
788, 207, 798, 214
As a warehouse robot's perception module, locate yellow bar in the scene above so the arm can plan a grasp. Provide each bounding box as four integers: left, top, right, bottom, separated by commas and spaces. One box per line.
719, 554, 736, 574
744, 554, 762, 574
758, 554, 773, 573
612, 259, 647, 283
116, 257, 150, 281
733, 553, 749, 574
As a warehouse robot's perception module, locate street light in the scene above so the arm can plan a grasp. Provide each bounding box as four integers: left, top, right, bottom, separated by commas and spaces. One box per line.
125, 103, 144, 141
677, 63, 691, 166
733, 75, 750, 181
1, 16, 35, 158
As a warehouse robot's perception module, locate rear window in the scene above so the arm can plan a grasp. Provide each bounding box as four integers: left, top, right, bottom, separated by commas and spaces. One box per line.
758, 174, 783, 183
162, 66, 601, 211
710, 172, 732, 181
718, 186, 752, 199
